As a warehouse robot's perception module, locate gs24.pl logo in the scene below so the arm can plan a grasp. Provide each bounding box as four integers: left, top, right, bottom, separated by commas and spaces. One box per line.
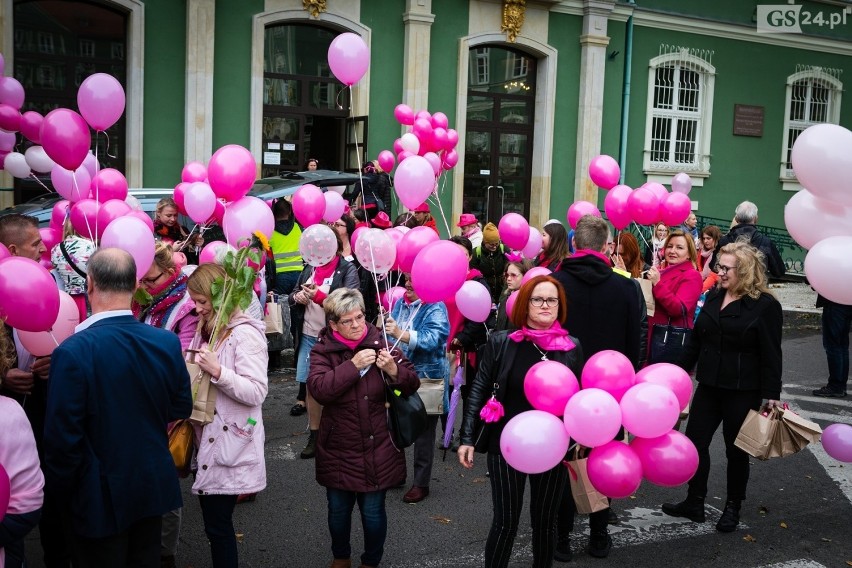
757, 3, 852, 33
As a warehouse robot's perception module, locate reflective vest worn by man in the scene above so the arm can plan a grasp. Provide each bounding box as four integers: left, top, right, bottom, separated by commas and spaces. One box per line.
269, 199, 303, 295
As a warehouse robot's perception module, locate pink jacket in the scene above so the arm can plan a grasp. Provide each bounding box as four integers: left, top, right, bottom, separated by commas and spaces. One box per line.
649, 261, 703, 329
191, 312, 269, 495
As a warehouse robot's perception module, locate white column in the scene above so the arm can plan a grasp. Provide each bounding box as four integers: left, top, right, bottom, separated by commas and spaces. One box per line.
185, 0, 216, 163
402, 0, 435, 118
574, 0, 615, 203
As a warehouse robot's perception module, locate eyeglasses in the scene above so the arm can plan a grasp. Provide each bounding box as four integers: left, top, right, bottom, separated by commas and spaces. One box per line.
331, 222, 347, 228
529, 297, 559, 308
715, 264, 737, 275
139, 271, 165, 286
336, 313, 366, 327
505, 272, 521, 279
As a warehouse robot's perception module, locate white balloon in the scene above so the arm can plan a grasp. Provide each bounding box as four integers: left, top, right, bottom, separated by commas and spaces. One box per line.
805, 236, 852, 304
24, 145, 56, 173
3, 152, 31, 179
399, 132, 420, 154
784, 189, 852, 250
326, 185, 346, 195
125, 194, 141, 210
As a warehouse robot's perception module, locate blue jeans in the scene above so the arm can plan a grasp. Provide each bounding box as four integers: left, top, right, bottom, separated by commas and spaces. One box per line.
823, 301, 852, 392
326, 488, 387, 566
295, 334, 318, 384
198, 494, 238, 568
274, 271, 300, 295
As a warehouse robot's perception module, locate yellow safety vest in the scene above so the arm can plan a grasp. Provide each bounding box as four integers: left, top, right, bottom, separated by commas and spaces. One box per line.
269, 226, 303, 273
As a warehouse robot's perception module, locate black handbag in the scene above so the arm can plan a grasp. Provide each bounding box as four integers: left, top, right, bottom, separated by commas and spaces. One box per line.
384, 383, 428, 450
649, 304, 692, 365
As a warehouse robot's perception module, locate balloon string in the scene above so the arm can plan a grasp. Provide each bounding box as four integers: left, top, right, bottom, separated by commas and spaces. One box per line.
103, 130, 117, 160
49, 330, 60, 347
389, 301, 422, 353
28, 173, 53, 194
431, 180, 452, 236
348, 86, 367, 226
174, 223, 200, 253
73, 172, 95, 243
367, 241, 390, 351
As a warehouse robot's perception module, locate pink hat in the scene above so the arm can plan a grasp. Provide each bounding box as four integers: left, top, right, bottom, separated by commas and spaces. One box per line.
372, 211, 392, 229
412, 203, 430, 213
457, 213, 478, 228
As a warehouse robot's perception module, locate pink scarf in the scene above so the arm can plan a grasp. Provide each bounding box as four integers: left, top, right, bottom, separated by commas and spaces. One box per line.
332, 326, 368, 350
508, 322, 576, 351
572, 249, 610, 263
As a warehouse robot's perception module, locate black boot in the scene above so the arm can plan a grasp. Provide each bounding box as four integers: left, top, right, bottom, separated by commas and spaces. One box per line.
301, 430, 317, 459
661, 494, 706, 522
716, 499, 741, 533
588, 528, 612, 558
554, 535, 572, 562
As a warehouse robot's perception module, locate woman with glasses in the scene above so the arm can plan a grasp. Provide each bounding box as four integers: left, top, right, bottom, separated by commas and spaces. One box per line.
494, 259, 533, 331
662, 242, 782, 533
308, 288, 419, 568
643, 222, 669, 268
459, 275, 584, 568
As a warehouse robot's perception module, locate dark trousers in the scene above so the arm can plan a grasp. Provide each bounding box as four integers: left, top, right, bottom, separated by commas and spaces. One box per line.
198, 494, 239, 568
823, 301, 852, 392
70, 516, 161, 568
685, 384, 762, 501
274, 271, 299, 296
326, 488, 387, 567
556, 482, 609, 538
485, 452, 567, 568
412, 415, 439, 487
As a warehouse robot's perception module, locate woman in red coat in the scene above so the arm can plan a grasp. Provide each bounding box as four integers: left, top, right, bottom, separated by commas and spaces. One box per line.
645, 230, 703, 365
308, 288, 419, 568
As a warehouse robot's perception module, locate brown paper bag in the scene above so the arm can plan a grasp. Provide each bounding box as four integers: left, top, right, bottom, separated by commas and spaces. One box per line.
735, 407, 780, 460
418, 378, 445, 415
186, 358, 218, 426
565, 450, 609, 514
637, 278, 655, 317
767, 419, 801, 458
264, 301, 284, 335
780, 408, 822, 445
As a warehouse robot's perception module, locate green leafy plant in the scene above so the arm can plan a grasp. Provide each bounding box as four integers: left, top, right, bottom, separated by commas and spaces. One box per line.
208, 243, 261, 348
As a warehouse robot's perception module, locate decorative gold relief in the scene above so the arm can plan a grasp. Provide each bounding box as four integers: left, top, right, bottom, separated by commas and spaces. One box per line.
501, 0, 526, 43
303, 0, 327, 19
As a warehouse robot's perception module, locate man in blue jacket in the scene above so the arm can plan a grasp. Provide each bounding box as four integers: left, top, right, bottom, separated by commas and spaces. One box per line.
44, 248, 192, 566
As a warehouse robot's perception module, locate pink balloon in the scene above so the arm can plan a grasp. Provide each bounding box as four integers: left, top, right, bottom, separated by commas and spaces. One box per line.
97, 199, 132, 238
322, 191, 346, 223
442, 149, 459, 170
659, 192, 692, 227
199, 240, 235, 265
350, 226, 366, 256
445, 129, 459, 151
500, 410, 570, 474
627, 187, 660, 226
412, 118, 433, 144
431, 127, 448, 151
355, 228, 396, 275
784, 189, 852, 250
589, 155, 621, 190
394, 104, 414, 126
0, 256, 61, 332
51, 165, 92, 203
431, 112, 449, 130
822, 423, 852, 462
563, 388, 622, 447
292, 184, 326, 227
0, 77, 25, 109
81, 151, 98, 180
40, 108, 91, 171
299, 223, 338, 268
587, 441, 643, 499
581, 350, 636, 402
223, 196, 274, 245
522, 227, 543, 260
39, 227, 60, 252
24, 145, 56, 174
126, 209, 154, 232
69, 199, 100, 239
173, 182, 189, 215
635, 363, 692, 411
524, 361, 580, 415
455, 280, 492, 323
395, 155, 435, 210
567, 200, 601, 230
397, 150, 414, 163
604, 185, 633, 231
91, 168, 128, 203
643, 182, 668, 202
17, 291, 80, 356
0, 129, 16, 152
791, 124, 852, 206
384, 228, 405, 271
182, 161, 208, 183
805, 236, 852, 304
20, 111, 43, 144
101, 217, 155, 280
498, 213, 531, 250
397, 226, 440, 273
423, 152, 442, 176
211, 199, 226, 225
207, 144, 256, 202
0, 464, 9, 521
327, 32, 370, 86
671, 172, 692, 195
184, 182, 217, 224
77, 73, 125, 131
381, 286, 406, 312
505, 290, 519, 319
631, 430, 699, 487
415, 110, 432, 122
0, 104, 21, 132
620, 383, 680, 438
377, 150, 395, 173
399, 133, 420, 154
411, 240, 468, 303
51, 200, 70, 231
521, 266, 551, 285
393, 138, 404, 155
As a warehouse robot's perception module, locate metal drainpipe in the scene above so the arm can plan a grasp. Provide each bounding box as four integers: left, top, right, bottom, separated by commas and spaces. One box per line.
618, 0, 636, 184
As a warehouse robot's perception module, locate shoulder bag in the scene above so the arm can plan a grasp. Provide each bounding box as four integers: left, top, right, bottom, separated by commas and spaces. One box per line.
167, 419, 194, 477
383, 370, 428, 450
648, 303, 692, 365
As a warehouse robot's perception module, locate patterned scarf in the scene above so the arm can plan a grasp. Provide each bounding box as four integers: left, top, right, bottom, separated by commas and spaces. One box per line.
132, 272, 189, 329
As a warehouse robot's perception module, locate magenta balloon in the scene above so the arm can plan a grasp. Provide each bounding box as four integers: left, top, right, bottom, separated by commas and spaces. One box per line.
91, 168, 128, 203
455, 280, 492, 323
0, 104, 21, 132
628, 187, 660, 226
659, 192, 692, 227
505, 290, 519, 319
292, 184, 326, 227
39, 227, 60, 252
184, 182, 217, 224
604, 184, 633, 230
581, 349, 636, 402
521, 266, 551, 285
631, 430, 699, 487
212, 199, 226, 225
414, 110, 432, 122
445, 129, 459, 151
51, 200, 70, 230
77, 73, 126, 131
671, 172, 692, 195
0, 464, 8, 522
51, 165, 92, 203
524, 361, 580, 416
322, 191, 346, 224
101, 217, 155, 280
207, 145, 256, 202
126, 209, 154, 232
173, 182, 189, 215
0, 256, 61, 332
784, 189, 852, 250
17, 291, 80, 356
199, 240, 234, 265
563, 388, 622, 448
40, 108, 91, 171
350, 226, 366, 257
397, 150, 414, 163
384, 228, 405, 271
81, 151, 98, 180
587, 441, 643, 499
620, 383, 680, 438
589, 155, 621, 190
394, 104, 414, 126
19, 111, 43, 144
327, 32, 370, 86
299, 223, 338, 268
96, 199, 132, 238
500, 410, 570, 474
381, 286, 406, 312
805, 236, 852, 304
393, 138, 404, 155
522, 226, 543, 259
635, 363, 692, 411
182, 161, 208, 183
822, 423, 852, 463
411, 240, 468, 303
423, 152, 442, 176
431, 127, 448, 151
355, 228, 397, 275
498, 213, 530, 250
791, 124, 852, 206
0, 77, 25, 109
397, 226, 440, 273
69, 199, 100, 239
223, 196, 274, 245
412, 117, 433, 143
567, 200, 601, 230
0, 129, 16, 152
377, 150, 395, 173
643, 182, 668, 202
395, 155, 435, 210
431, 112, 449, 129
442, 149, 459, 170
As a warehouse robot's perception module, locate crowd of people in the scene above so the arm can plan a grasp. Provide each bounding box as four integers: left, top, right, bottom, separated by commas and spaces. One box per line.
0, 192, 796, 568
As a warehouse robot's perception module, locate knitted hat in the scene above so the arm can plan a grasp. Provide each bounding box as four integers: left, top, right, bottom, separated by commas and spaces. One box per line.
482, 222, 500, 244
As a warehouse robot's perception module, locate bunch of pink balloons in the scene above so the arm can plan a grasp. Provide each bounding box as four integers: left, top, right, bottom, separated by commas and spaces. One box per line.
17, 291, 80, 356
600, 177, 693, 231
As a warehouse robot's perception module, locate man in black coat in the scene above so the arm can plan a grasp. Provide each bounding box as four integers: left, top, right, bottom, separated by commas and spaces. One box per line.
714, 201, 786, 278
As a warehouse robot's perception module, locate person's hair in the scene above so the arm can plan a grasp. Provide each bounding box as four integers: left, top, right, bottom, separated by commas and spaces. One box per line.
0, 327, 14, 377
572, 215, 609, 251
187, 263, 227, 334
156, 197, 178, 218
273, 198, 292, 219
0, 213, 38, 247
654, 222, 669, 238
152, 241, 177, 273
324, 287, 366, 322
62, 218, 79, 240
542, 223, 570, 263
449, 235, 473, 256
615, 231, 643, 278
734, 201, 758, 224
510, 275, 567, 328
332, 228, 344, 255
88, 248, 137, 294
337, 215, 356, 238
394, 213, 418, 229
304, 158, 319, 169
663, 230, 699, 269
718, 241, 772, 300
352, 208, 367, 223
506, 259, 534, 277
701, 225, 722, 249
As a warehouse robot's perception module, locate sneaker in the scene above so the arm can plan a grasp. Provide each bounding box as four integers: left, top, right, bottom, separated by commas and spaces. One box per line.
290, 402, 307, 416
554, 536, 572, 562
812, 386, 847, 398
588, 530, 612, 558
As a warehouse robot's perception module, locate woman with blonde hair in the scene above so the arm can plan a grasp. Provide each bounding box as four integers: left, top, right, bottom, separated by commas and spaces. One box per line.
155, 197, 202, 264
644, 222, 669, 268
51, 219, 95, 321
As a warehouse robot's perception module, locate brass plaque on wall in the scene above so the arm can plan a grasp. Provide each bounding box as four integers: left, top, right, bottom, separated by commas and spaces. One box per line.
733, 104, 765, 137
